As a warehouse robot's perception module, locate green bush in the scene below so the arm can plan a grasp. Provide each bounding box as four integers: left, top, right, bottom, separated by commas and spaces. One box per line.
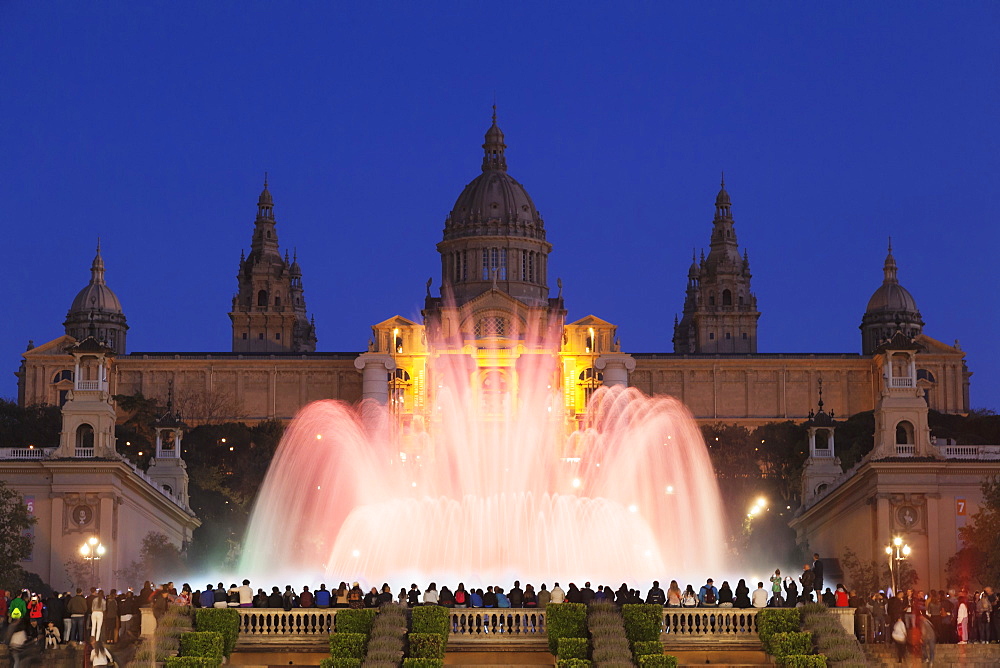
557, 637, 589, 660
547, 603, 588, 654
622, 604, 663, 642
769, 631, 813, 658
320, 659, 363, 668
330, 632, 368, 658
402, 659, 445, 668
632, 640, 663, 657
637, 655, 678, 668
556, 660, 593, 668
193, 608, 240, 658
335, 608, 378, 635
178, 631, 224, 659
408, 632, 445, 659
411, 605, 450, 638
164, 658, 222, 668
756, 608, 801, 654
775, 655, 827, 668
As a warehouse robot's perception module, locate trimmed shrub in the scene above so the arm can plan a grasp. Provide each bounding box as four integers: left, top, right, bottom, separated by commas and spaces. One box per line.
321, 659, 363, 668
178, 631, 224, 659
336, 608, 379, 635
411, 605, 450, 638
557, 660, 593, 668
632, 640, 663, 657
622, 604, 663, 642
638, 656, 678, 668
547, 603, 588, 654
557, 637, 589, 660
193, 608, 240, 657
408, 632, 445, 659
164, 658, 222, 668
330, 632, 368, 658
402, 660, 444, 668
776, 656, 827, 668
769, 632, 812, 658
756, 608, 801, 654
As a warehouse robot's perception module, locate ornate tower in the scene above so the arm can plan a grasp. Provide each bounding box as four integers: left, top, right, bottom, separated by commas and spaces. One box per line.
860, 240, 923, 355
800, 380, 843, 505
64, 242, 128, 354
673, 177, 759, 353
54, 338, 118, 459
435, 107, 553, 309
229, 178, 317, 352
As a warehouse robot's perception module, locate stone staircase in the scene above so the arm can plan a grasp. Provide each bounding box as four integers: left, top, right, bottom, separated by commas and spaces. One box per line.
864, 642, 1000, 666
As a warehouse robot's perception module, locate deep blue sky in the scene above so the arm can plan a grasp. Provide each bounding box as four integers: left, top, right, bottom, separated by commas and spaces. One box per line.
3, 2, 998, 409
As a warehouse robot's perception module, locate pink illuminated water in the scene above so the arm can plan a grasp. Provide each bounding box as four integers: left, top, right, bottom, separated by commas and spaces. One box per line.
240, 348, 727, 586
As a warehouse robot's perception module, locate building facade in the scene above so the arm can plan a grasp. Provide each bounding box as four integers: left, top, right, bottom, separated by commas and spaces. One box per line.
15, 113, 970, 430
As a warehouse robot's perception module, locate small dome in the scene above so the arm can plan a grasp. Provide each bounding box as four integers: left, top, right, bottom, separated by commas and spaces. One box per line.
70, 281, 123, 314
866, 282, 918, 313
69, 245, 123, 315
258, 183, 273, 207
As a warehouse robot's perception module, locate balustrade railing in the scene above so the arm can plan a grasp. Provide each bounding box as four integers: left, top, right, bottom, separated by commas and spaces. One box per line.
77, 380, 101, 390
889, 377, 914, 388
449, 609, 546, 639
0, 447, 52, 460
75, 447, 95, 458
238, 609, 337, 639
662, 608, 759, 640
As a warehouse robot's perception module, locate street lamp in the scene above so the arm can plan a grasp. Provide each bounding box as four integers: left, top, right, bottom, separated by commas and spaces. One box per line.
885, 536, 911, 595
80, 536, 106, 587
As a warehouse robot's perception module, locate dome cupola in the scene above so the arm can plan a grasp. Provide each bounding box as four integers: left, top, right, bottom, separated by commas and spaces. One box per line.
437, 108, 553, 307
860, 239, 924, 354
64, 241, 128, 354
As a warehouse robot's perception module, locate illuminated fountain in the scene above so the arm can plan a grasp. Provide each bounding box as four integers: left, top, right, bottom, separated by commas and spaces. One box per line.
240, 339, 727, 587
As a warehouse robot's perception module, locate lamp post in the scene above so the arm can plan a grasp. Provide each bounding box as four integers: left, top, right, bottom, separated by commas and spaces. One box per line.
885, 536, 911, 595
79, 536, 106, 588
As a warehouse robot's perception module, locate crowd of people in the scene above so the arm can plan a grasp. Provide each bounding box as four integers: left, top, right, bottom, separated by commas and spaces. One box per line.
4, 557, 999, 667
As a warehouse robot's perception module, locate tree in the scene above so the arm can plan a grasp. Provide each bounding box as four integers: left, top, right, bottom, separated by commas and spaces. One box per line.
0, 480, 37, 590
0, 399, 61, 448
946, 476, 1000, 588
114, 531, 188, 587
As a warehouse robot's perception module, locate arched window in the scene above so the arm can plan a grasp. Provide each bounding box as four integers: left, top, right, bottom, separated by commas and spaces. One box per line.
52, 369, 74, 383
76, 423, 94, 450
917, 369, 936, 383
722, 290, 732, 306
475, 316, 508, 338
815, 429, 831, 449
274, 295, 281, 307
895, 421, 914, 444
257, 290, 268, 307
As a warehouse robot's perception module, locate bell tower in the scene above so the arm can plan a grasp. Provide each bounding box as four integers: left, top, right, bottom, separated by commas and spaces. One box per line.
54, 338, 118, 459
673, 176, 759, 353
229, 177, 317, 352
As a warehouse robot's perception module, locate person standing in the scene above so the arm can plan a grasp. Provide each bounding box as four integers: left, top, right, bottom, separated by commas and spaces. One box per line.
799, 565, 814, 602
956, 595, 969, 644
508, 581, 524, 608
811, 554, 825, 603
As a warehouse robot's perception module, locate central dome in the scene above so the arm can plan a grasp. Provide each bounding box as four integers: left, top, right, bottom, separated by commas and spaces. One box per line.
443, 112, 546, 242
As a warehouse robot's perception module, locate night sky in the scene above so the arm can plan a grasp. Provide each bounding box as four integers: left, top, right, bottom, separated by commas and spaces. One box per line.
3, 2, 998, 409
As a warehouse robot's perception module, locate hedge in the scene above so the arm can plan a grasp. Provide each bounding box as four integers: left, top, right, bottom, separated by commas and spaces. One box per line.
557, 637, 589, 660
320, 659, 363, 668
546, 603, 588, 654
402, 659, 445, 668
178, 631, 224, 659
556, 660, 593, 668
769, 632, 813, 658
164, 659, 222, 668
411, 605, 450, 638
776, 655, 827, 668
335, 608, 378, 635
756, 608, 801, 654
193, 608, 240, 657
637, 655, 678, 668
408, 632, 445, 659
632, 640, 663, 657
622, 604, 663, 642
329, 632, 368, 658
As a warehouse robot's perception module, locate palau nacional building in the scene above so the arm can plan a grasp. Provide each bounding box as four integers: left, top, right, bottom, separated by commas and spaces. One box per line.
5, 112, 998, 590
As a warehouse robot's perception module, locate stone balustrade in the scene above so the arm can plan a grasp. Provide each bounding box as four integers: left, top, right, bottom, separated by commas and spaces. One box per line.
661, 608, 759, 642
448, 609, 547, 640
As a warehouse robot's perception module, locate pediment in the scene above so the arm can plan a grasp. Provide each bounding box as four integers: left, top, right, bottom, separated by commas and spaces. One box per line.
372, 315, 421, 330
23, 335, 76, 357
915, 334, 965, 356
462, 288, 527, 315
567, 315, 616, 328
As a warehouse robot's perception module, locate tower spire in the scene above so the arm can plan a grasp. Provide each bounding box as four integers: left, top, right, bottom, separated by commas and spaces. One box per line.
883, 238, 898, 284
91, 239, 106, 284
482, 105, 507, 172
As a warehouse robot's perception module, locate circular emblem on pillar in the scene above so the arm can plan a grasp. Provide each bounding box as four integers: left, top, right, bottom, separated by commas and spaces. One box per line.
896, 505, 918, 528
72, 504, 93, 527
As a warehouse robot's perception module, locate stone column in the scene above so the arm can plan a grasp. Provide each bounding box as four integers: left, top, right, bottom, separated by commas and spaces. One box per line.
353, 354, 395, 404
594, 354, 636, 388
